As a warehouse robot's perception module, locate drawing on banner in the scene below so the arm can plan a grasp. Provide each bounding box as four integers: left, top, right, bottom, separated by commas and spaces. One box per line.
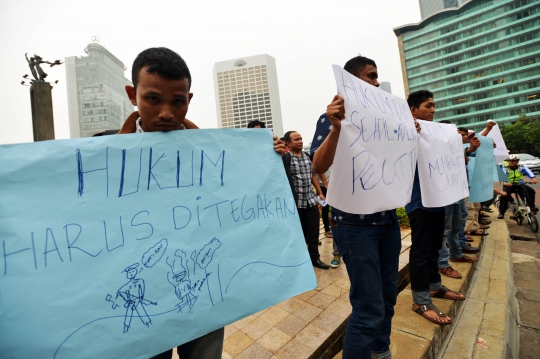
116, 263, 156, 333
166, 237, 222, 313
326, 65, 419, 215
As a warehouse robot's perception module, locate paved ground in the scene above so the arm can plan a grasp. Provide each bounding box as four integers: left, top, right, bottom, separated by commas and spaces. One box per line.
505, 210, 540, 359
171, 223, 411, 359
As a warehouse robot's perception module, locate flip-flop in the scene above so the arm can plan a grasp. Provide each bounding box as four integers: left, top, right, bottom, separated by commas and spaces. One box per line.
430, 286, 466, 301
412, 303, 452, 325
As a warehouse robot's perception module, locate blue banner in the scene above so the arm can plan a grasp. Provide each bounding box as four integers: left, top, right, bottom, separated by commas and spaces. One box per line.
0, 129, 316, 359
468, 135, 495, 202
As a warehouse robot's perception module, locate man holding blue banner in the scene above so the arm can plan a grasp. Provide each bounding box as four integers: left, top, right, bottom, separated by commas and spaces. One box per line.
121, 47, 286, 359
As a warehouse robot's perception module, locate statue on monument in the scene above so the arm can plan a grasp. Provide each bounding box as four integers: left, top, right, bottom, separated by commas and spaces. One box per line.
24, 53, 63, 82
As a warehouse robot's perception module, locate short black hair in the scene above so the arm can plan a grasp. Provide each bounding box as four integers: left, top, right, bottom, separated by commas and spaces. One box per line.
132, 47, 192, 90
343, 56, 377, 77
457, 127, 469, 133
247, 120, 266, 128
407, 90, 434, 109
439, 120, 451, 124
283, 131, 297, 142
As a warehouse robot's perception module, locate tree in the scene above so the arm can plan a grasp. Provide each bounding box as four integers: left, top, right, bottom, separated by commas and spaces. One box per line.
500, 112, 540, 156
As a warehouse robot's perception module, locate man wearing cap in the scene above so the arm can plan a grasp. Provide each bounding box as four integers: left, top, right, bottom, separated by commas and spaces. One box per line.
498, 155, 538, 219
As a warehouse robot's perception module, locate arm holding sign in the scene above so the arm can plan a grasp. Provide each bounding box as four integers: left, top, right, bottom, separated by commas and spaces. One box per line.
312, 95, 345, 174
311, 173, 325, 200
465, 136, 481, 155
480, 120, 496, 137
273, 136, 286, 156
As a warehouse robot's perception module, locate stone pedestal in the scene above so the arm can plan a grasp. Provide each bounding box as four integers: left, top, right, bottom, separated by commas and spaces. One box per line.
30, 82, 55, 141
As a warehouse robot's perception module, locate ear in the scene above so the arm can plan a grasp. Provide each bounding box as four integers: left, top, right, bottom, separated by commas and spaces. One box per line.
410, 106, 418, 117
188, 92, 193, 104
125, 85, 137, 106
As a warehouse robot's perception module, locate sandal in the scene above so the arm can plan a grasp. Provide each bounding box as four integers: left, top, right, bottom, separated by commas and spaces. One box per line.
438, 266, 462, 278
430, 286, 466, 301
412, 303, 452, 325
467, 230, 488, 236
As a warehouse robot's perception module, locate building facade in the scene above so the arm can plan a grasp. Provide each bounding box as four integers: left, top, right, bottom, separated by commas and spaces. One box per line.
380, 81, 393, 94
213, 54, 284, 137
65, 43, 133, 138
419, 0, 466, 19
394, 0, 540, 131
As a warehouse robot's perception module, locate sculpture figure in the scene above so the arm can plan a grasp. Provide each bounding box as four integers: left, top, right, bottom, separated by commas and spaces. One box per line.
24, 53, 62, 82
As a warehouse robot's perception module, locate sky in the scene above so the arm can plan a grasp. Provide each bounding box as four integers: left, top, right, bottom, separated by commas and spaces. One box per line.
0, 0, 422, 146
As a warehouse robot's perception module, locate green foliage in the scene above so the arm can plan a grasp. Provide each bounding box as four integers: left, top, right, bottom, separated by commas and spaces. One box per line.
500, 112, 540, 156
396, 207, 410, 227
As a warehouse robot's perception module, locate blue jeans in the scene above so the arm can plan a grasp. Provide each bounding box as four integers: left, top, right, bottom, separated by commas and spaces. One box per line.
333, 221, 401, 359
458, 198, 468, 248
150, 327, 224, 359
438, 202, 463, 268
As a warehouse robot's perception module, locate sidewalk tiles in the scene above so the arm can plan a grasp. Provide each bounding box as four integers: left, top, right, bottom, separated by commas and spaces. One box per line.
212, 224, 412, 359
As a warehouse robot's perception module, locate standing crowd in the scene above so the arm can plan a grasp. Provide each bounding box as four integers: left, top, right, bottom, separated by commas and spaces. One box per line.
100, 47, 537, 359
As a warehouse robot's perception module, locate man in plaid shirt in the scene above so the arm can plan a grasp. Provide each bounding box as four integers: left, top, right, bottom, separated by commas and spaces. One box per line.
282, 131, 330, 269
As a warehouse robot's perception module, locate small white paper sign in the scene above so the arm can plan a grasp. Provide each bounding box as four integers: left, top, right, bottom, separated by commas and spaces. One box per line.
325, 65, 419, 214
482, 121, 509, 164
417, 120, 469, 207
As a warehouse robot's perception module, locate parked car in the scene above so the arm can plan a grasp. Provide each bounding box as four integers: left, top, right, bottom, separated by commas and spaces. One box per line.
513, 153, 540, 173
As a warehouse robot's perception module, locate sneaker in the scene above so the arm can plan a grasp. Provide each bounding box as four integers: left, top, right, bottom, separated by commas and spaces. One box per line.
330, 255, 340, 268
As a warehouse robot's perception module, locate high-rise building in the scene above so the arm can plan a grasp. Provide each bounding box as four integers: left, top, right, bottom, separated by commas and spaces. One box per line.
394, 0, 540, 131
419, 0, 465, 19
65, 41, 133, 138
213, 54, 284, 137
380, 82, 393, 94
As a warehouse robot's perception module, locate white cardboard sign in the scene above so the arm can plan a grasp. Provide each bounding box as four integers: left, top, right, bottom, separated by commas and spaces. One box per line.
416, 120, 469, 207
483, 122, 509, 164
325, 65, 419, 215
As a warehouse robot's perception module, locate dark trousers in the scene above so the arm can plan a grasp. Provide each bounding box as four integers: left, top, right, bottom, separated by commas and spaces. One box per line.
298, 204, 321, 260
499, 184, 536, 214
150, 327, 224, 359
408, 209, 445, 303
320, 186, 330, 232
481, 193, 496, 209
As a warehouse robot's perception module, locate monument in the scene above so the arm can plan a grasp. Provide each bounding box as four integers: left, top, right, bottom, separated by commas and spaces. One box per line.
22, 53, 63, 141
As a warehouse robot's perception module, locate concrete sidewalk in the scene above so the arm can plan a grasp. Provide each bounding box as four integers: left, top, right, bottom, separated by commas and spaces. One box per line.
505, 209, 540, 359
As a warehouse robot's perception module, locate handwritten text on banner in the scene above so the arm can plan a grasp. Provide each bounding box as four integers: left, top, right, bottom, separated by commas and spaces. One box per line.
417, 120, 469, 207
0, 129, 316, 359
325, 65, 419, 214
468, 135, 495, 203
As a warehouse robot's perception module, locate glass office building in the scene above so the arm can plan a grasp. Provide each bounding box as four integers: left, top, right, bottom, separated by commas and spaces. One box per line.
65, 43, 133, 138
394, 0, 540, 131
419, 0, 464, 20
